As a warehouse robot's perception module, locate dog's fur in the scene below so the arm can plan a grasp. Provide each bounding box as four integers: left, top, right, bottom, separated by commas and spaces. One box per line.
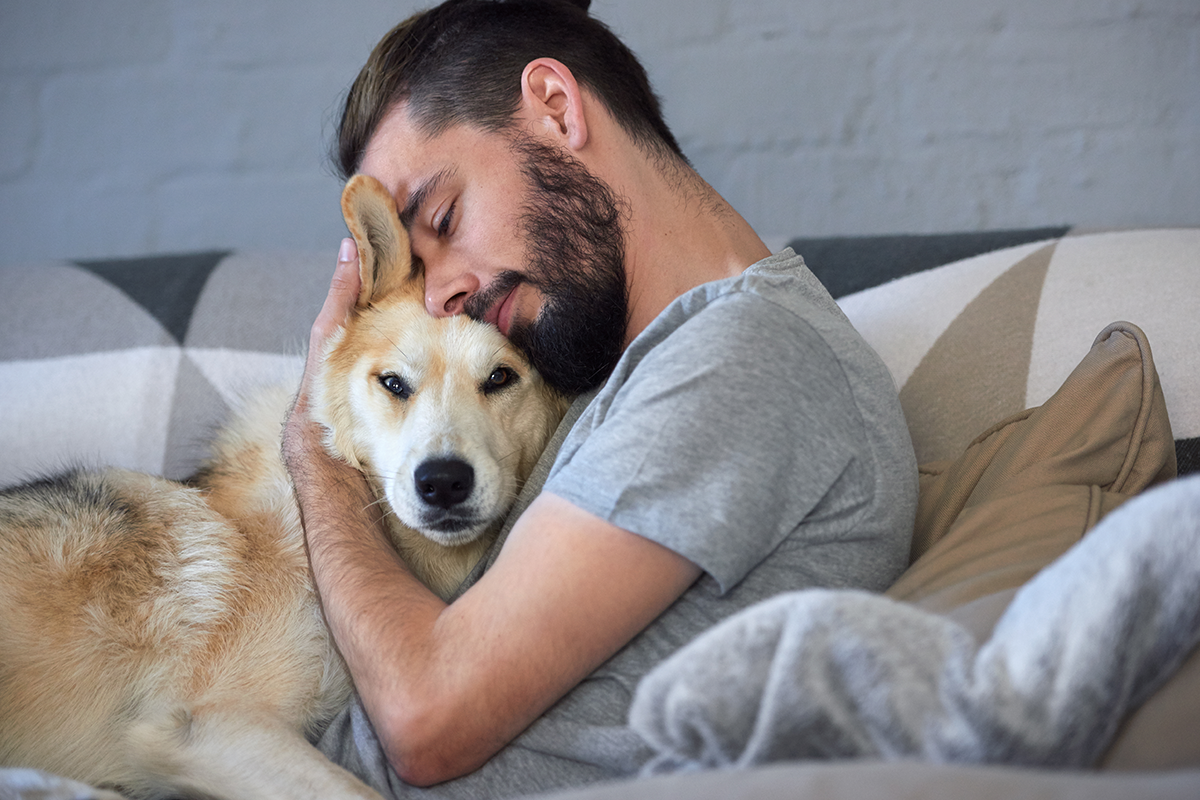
0, 175, 569, 799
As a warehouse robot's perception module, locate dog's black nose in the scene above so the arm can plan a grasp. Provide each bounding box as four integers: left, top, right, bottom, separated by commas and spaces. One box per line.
414, 459, 475, 509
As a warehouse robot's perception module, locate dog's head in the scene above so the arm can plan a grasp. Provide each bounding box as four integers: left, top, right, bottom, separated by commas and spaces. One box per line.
312, 174, 569, 548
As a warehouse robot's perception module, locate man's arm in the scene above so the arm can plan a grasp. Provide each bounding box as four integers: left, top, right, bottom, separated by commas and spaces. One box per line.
283, 242, 702, 787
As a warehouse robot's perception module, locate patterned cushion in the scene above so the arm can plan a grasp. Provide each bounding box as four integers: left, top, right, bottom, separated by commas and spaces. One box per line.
836, 228, 1200, 476
789, 226, 1071, 298
0, 251, 333, 486
885, 322, 1175, 612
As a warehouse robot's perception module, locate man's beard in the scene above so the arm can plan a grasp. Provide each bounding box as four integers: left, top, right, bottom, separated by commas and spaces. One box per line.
463, 136, 629, 396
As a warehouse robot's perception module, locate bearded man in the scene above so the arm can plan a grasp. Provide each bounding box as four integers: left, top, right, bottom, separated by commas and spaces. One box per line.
282, 1, 917, 796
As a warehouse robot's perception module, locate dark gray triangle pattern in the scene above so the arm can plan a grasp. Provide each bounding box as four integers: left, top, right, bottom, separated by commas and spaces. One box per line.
74, 250, 230, 345
1177, 438, 1200, 477
789, 226, 1071, 298
0, 262, 172, 358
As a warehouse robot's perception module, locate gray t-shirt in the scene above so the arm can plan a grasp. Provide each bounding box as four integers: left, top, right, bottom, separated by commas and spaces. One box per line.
318, 249, 918, 798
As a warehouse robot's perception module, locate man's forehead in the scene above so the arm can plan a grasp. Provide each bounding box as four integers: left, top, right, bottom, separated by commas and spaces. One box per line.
359, 133, 436, 219
360, 109, 492, 223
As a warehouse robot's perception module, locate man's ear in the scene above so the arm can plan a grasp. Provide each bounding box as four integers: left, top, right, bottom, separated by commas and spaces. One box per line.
340, 174, 421, 306
520, 58, 589, 151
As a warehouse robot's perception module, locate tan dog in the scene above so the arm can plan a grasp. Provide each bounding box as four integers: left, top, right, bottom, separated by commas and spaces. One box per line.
0, 175, 568, 799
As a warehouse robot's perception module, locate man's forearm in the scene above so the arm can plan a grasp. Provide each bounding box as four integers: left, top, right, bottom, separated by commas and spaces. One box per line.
285, 420, 455, 777
282, 377, 700, 787
287, 430, 704, 785
291, 434, 440, 646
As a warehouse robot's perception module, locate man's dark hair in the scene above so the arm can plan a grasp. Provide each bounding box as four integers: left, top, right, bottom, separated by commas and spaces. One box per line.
333, 0, 685, 181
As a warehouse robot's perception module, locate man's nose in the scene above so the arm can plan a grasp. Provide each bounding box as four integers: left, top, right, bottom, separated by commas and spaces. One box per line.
422, 254, 479, 317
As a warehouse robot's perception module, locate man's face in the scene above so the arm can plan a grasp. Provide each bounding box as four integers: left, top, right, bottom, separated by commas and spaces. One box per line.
466, 134, 627, 395
360, 109, 628, 395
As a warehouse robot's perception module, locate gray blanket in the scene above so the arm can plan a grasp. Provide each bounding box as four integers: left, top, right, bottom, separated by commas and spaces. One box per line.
0, 769, 124, 800
630, 474, 1200, 774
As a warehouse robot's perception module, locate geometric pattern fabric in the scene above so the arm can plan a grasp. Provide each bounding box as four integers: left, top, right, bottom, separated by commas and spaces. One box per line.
788, 226, 1071, 298
0, 250, 327, 483
838, 228, 1200, 474
75, 250, 230, 344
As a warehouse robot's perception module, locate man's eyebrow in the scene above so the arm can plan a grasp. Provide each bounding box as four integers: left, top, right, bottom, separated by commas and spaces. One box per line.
398, 167, 457, 230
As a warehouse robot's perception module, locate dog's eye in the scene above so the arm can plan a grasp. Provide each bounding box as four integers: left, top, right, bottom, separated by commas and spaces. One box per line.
378, 374, 412, 400
483, 366, 518, 394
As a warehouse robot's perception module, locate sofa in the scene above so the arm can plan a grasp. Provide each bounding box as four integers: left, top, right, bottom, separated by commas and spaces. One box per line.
1, 226, 1198, 798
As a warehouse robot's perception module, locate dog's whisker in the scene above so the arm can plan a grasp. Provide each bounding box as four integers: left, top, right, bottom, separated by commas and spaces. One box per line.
361, 496, 390, 512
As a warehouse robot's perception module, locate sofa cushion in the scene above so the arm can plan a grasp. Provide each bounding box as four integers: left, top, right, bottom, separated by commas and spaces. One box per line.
836, 228, 1200, 474
788, 225, 1070, 299
1102, 645, 1200, 770
875, 315, 1197, 772
2, 228, 1196, 487
885, 322, 1176, 611
519, 751, 1200, 800
0, 251, 331, 486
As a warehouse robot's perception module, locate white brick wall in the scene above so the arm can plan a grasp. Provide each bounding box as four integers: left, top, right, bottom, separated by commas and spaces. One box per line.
1, 0, 1196, 264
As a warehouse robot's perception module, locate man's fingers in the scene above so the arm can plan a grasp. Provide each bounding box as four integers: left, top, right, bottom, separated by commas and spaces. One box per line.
295, 238, 362, 410
313, 238, 362, 343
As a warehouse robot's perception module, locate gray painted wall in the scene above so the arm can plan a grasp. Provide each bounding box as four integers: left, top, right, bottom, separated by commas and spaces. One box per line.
1, 0, 1197, 264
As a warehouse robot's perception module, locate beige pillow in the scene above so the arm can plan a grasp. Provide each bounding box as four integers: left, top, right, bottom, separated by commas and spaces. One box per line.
885, 321, 1176, 613
882, 321, 1197, 770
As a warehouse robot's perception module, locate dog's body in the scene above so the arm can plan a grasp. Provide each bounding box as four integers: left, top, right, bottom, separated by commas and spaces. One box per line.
0, 176, 568, 799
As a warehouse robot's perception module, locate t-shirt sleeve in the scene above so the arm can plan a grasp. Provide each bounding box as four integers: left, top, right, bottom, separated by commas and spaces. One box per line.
544, 292, 870, 594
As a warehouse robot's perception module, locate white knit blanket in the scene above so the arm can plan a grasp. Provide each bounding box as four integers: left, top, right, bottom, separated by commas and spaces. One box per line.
631, 475, 1200, 774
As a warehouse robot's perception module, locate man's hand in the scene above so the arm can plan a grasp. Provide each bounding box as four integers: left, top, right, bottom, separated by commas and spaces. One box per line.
282, 238, 362, 475
281, 236, 395, 612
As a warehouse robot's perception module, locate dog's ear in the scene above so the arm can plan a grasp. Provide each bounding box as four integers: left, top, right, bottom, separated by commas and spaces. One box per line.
340, 174, 422, 307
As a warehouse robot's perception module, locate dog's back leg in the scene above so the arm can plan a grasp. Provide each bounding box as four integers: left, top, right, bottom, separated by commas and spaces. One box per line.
126, 708, 383, 800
